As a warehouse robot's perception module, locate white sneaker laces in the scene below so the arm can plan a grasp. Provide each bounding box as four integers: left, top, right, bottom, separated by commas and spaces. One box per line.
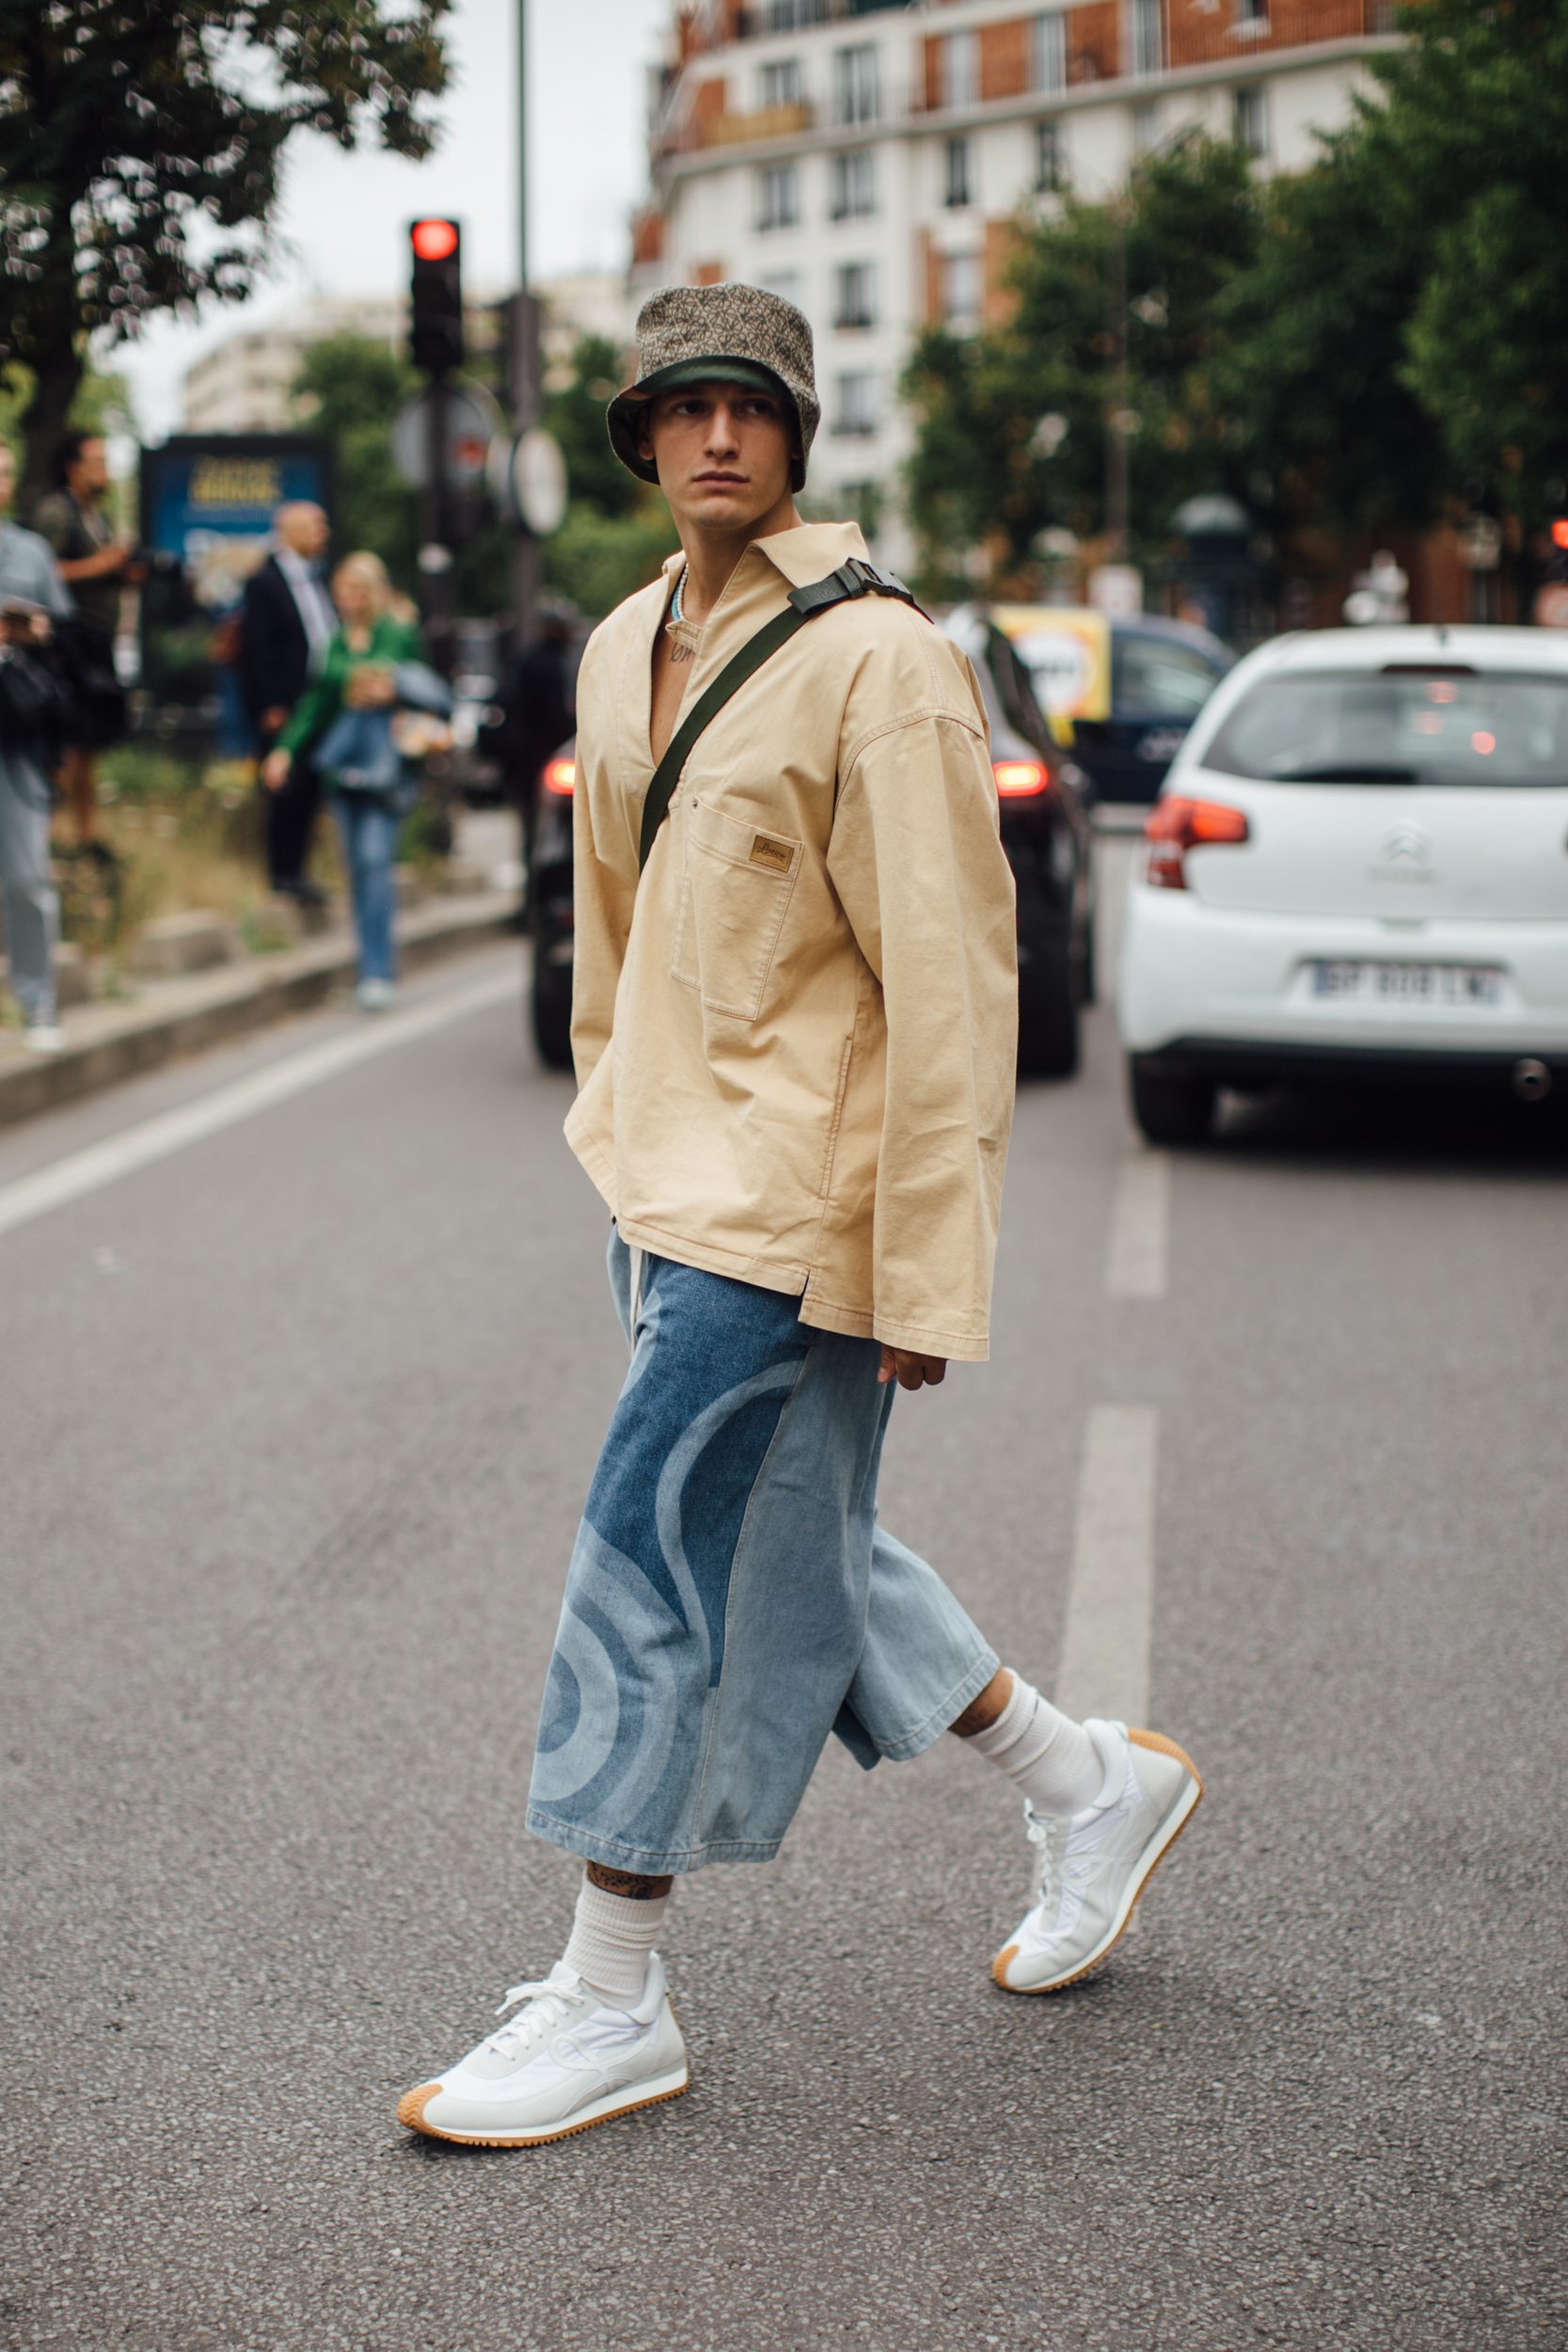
480, 1972, 581, 2062
1023, 1783, 1133, 1933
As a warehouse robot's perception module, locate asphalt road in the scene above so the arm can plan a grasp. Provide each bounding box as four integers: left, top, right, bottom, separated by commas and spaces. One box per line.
2, 847, 1565, 2352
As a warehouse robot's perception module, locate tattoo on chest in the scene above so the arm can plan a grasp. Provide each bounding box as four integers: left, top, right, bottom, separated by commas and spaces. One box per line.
670, 643, 694, 664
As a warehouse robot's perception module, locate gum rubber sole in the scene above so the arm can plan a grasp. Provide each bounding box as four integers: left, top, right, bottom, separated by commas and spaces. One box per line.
396, 2070, 689, 2149
992, 1729, 1205, 1995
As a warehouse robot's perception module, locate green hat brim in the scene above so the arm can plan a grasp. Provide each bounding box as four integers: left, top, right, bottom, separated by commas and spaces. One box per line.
607, 358, 806, 491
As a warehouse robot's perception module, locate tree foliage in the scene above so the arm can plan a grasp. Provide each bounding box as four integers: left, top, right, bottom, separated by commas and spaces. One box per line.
0, 0, 450, 493
902, 136, 1261, 596
538, 333, 679, 617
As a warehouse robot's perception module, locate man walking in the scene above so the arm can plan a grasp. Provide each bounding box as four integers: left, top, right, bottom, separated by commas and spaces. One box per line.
242, 501, 335, 903
31, 431, 135, 850
399, 287, 1203, 2149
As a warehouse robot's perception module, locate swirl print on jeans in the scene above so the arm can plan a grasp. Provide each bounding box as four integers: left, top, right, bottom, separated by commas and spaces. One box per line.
525, 1235, 997, 1876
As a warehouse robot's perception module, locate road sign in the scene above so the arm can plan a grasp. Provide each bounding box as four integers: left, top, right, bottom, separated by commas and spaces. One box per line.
491, 426, 568, 538
390, 384, 500, 489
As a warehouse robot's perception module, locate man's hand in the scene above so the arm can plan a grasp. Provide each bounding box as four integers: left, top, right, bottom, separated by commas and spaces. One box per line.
878, 1345, 947, 1391
261, 747, 292, 792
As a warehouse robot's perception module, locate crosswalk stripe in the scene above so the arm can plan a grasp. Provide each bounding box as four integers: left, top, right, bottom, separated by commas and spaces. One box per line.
0, 965, 520, 1244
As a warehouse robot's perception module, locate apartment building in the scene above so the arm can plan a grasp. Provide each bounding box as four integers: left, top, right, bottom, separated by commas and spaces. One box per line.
638, 0, 1400, 554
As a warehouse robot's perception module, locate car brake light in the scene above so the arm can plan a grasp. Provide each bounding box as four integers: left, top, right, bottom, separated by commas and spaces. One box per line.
993, 760, 1049, 796
543, 757, 576, 796
1144, 795, 1249, 890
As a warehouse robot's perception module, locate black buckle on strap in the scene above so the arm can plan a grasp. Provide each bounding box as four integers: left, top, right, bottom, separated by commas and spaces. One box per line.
786, 558, 925, 621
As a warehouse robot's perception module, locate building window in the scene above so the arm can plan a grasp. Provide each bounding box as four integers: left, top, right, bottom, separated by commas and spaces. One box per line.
833, 372, 878, 437
942, 29, 980, 109
944, 136, 973, 209
833, 43, 879, 128
1035, 120, 1064, 192
1032, 12, 1067, 95
756, 162, 800, 230
834, 262, 876, 329
1131, 0, 1164, 78
759, 58, 803, 110
830, 149, 876, 220
942, 250, 985, 330
1234, 0, 1270, 32
1234, 83, 1268, 155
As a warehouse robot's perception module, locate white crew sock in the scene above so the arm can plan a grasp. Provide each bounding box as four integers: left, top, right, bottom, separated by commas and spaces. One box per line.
961, 1671, 1104, 1817
562, 1874, 669, 2006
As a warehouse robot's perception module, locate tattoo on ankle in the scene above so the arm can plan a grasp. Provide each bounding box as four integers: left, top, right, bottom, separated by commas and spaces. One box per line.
586, 1862, 673, 1900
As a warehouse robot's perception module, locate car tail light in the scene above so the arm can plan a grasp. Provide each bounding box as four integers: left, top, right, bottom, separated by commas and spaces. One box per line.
1144, 795, 1249, 890
543, 757, 576, 796
993, 759, 1049, 797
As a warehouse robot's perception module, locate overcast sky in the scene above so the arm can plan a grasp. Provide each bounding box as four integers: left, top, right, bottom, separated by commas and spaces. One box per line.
117, 0, 670, 438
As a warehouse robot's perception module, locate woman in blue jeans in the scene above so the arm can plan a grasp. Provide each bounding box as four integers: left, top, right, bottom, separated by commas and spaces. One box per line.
261, 551, 450, 1010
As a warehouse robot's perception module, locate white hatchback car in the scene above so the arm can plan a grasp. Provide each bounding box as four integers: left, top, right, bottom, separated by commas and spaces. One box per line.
1117, 626, 1568, 1141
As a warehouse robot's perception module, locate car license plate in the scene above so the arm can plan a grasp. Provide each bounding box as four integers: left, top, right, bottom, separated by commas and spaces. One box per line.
1306, 960, 1506, 1006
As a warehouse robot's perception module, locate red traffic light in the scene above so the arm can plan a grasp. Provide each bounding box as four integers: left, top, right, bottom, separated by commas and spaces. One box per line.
1551, 518, 1568, 551
411, 218, 459, 262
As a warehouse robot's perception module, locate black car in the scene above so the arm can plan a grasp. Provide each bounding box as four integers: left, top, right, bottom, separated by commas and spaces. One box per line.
528, 610, 1096, 1080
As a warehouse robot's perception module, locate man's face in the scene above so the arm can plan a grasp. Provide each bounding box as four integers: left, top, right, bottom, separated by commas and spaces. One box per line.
68, 437, 109, 500
640, 383, 797, 534
277, 502, 328, 560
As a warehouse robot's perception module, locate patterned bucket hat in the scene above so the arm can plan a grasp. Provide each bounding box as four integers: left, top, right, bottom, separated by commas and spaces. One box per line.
607, 283, 819, 491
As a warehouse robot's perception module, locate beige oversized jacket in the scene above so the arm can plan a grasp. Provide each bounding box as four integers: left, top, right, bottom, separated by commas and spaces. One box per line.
564, 520, 1017, 1362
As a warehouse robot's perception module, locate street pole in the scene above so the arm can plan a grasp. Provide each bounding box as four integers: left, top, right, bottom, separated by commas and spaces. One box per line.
1105, 197, 1130, 564
421, 372, 454, 674
513, 0, 539, 653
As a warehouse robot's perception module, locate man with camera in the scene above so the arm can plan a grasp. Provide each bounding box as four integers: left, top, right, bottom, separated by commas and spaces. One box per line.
0, 442, 72, 1052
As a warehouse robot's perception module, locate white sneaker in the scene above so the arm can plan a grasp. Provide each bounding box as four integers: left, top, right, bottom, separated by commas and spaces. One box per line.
397, 1953, 689, 2148
23, 1023, 64, 1055
992, 1720, 1203, 1994
356, 978, 396, 1012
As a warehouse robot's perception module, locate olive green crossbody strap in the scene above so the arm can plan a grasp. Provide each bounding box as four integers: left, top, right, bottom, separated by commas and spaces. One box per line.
638, 557, 924, 873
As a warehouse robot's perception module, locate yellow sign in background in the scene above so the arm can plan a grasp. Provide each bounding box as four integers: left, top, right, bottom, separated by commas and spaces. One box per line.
990, 606, 1112, 723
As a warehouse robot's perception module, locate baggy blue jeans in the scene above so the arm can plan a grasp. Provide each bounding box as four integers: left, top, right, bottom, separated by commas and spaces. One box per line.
525, 1231, 998, 1875
331, 791, 401, 984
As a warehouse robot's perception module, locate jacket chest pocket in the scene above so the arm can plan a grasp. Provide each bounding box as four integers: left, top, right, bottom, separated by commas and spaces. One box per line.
670, 795, 802, 1022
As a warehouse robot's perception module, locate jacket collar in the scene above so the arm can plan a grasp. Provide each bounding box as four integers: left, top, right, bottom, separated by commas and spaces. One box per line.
657, 519, 870, 596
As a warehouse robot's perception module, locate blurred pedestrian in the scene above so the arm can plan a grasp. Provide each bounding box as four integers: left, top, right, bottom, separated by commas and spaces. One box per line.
242, 501, 334, 905
31, 431, 136, 850
486, 597, 578, 875
397, 286, 1205, 2151
0, 443, 73, 1052
261, 551, 450, 1012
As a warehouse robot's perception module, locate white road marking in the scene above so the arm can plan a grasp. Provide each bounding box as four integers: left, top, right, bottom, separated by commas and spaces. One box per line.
1104, 1149, 1170, 1300
1053, 1403, 1160, 1727
0, 965, 519, 1244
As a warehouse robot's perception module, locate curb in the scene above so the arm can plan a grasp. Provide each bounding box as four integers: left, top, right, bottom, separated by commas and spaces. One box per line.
0, 892, 520, 1131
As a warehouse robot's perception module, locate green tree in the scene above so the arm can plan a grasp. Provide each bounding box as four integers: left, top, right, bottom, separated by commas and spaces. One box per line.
1219, 136, 1447, 544
901, 136, 1261, 597
0, 0, 451, 500
290, 333, 512, 614
536, 332, 678, 617
293, 335, 420, 586
1369, 0, 1568, 557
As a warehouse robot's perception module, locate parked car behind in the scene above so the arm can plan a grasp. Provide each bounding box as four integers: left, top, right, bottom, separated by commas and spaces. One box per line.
528, 603, 1098, 1080
1117, 625, 1568, 1142
990, 605, 1234, 804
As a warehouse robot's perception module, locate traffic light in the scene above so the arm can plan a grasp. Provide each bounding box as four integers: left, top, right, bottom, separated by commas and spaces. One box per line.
1549, 517, 1568, 584
409, 217, 463, 375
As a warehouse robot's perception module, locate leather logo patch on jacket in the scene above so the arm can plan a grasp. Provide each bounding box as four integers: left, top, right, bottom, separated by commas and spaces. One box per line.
750, 833, 793, 872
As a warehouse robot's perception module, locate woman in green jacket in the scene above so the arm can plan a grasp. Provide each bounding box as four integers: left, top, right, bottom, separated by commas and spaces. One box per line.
261, 551, 449, 1009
